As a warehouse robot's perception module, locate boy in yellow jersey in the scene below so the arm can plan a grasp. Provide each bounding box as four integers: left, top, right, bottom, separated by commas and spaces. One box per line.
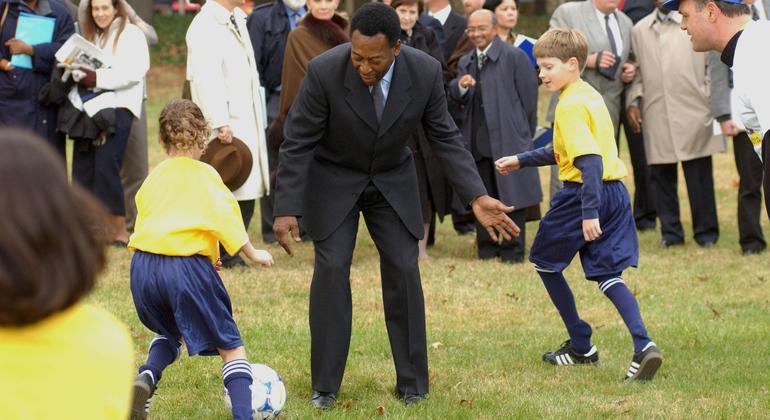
127, 100, 274, 420
495, 29, 662, 381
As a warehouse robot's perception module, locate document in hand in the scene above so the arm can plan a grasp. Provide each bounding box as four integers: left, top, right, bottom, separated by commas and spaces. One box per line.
11, 12, 55, 69
55, 33, 111, 71
513, 34, 537, 69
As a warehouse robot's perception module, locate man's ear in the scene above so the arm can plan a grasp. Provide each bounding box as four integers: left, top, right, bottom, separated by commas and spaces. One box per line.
705, 1, 720, 22
393, 39, 402, 56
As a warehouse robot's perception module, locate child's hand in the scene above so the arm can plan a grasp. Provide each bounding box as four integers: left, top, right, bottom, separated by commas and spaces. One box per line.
252, 249, 274, 267
495, 156, 520, 176
214, 258, 223, 271
582, 218, 602, 241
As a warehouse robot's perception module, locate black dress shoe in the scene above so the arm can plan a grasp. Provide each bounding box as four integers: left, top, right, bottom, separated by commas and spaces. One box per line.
403, 393, 427, 406
742, 247, 764, 256
660, 239, 684, 248
310, 390, 336, 410
697, 241, 716, 248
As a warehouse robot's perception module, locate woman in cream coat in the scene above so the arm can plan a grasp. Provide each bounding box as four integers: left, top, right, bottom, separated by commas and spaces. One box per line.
186, 0, 270, 267
73, 0, 149, 245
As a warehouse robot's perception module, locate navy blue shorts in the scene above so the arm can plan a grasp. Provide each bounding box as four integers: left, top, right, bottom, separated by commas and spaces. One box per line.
130, 251, 243, 356
529, 181, 638, 278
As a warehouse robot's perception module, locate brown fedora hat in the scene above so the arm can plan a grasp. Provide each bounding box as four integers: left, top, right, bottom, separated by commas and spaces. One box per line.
200, 137, 253, 191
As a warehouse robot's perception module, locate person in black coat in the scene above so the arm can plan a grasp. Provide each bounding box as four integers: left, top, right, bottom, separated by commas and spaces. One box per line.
272, 3, 518, 409
0, 0, 75, 157
247, 0, 306, 244
421, 0, 466, 66
392, 0, 449, 259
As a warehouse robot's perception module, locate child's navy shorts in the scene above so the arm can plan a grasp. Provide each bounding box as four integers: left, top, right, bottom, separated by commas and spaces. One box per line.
529, 180, 638, 278
130, 251, 243, 356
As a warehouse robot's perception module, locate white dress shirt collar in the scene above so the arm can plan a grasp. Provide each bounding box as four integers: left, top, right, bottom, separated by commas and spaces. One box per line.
429, 4, 452, 26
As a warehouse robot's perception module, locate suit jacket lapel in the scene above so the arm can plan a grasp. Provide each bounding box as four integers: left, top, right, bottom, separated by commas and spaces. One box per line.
344, 62, 379, 133
378, 55, 412, 137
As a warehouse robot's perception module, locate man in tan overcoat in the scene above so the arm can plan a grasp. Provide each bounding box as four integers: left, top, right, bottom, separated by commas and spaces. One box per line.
626, 0, 725, 248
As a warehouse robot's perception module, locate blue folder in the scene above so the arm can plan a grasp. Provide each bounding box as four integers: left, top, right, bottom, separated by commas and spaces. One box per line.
11, 12, 56, 70
514, 34, 538, 69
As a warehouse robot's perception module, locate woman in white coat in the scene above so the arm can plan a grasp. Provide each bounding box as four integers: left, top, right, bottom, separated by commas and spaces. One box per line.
186, 0, 270, 267
72, 0, 150, 245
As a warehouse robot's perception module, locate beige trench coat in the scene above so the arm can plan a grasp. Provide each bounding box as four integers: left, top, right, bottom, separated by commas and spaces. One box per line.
186, 1, 270, 200
626, 11, 725, 165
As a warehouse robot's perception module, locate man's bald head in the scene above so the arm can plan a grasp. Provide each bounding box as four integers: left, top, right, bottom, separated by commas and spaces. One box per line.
466, 9, 497, 50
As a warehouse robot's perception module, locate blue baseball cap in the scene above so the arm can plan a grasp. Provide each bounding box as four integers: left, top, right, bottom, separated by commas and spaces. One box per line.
662, 0, 743, 11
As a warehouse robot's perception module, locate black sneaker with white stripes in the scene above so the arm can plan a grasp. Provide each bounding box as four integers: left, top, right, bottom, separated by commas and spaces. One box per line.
130, 371, 156, 420
542, 340, 599, 366
624, 342, 662, 381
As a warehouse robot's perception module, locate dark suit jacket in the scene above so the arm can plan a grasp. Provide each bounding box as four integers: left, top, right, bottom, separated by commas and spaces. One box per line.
274, 44, 486, 241
621, 0, 655, 25
247, 0, 302, 92
450, 37, 542, 209
440, 11, 467, 67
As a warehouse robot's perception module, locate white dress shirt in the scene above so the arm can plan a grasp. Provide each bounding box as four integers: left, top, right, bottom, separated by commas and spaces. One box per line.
429, 4, 452, 26
370, 58, 396, 100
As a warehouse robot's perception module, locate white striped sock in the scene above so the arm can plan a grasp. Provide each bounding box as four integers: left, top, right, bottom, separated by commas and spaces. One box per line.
599, 277, 625, 293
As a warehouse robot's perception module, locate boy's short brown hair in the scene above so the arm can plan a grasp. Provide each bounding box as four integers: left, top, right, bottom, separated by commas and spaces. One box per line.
158, 99, 209, 153
533, 28, 589, 70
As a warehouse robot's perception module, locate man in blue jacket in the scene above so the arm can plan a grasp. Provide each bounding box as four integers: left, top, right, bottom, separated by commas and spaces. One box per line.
0, 0, 74, 157
247, 0, 306, 244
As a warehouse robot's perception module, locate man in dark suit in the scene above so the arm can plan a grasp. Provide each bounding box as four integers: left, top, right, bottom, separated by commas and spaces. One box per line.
273, 3, 518, 410
450, 9, 540, 263
247, 0, 306, 244
421, 0, 467, 68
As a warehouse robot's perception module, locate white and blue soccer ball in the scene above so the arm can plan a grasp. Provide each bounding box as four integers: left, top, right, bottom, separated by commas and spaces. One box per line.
224, 363, 286, 419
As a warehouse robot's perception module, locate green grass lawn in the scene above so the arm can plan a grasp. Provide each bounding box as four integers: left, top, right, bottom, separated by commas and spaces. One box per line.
87, 15, 770, 419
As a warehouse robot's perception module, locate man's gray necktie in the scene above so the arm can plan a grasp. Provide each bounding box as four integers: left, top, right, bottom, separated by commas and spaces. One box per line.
371, 79, 385, 124
478, 52, 487, 71
604, 15, 618, 58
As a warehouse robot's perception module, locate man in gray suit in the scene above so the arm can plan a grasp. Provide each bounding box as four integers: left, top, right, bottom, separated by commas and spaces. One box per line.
547, 0, 657, 232
272, 3, 518, 409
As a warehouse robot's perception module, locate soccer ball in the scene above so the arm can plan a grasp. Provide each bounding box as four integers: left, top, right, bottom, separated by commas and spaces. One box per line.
224, 363, 286, 419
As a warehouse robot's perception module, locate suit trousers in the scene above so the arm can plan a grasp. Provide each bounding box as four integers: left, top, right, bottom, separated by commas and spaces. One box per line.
72, 108, 133, 216
733, 132, 765, 252
649, 156, 719, 245
259, 92, 281, 244
474, 158, 527, 262
620, 97, 657, 230
310, 182, 428, 396
121, 101, 148, 233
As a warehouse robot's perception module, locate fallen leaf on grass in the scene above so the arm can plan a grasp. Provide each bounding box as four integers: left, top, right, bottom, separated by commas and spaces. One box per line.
696, 276, 709, 282
339, 400, 353, 409
451, 381, 463, 390
710, 306, 720, 319
460, 399, 475, 408
375, 406, 385, 415
505, 292, 519, 301
447, 264, 456, 273
431, 342, 443, 350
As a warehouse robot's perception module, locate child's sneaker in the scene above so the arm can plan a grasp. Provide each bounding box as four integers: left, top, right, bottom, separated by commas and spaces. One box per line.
542, 340, 599, 365
130, 371, 156, 420
624, 342, 662, 381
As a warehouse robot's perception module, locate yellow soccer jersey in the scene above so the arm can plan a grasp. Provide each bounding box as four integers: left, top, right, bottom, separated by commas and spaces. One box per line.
553, 79, 627, 182
0, 304, 134, 420
128, 157, 248, 263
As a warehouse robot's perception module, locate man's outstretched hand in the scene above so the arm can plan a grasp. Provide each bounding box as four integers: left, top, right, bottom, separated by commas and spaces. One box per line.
471, 195, 520, 241
273, 216, 302, 256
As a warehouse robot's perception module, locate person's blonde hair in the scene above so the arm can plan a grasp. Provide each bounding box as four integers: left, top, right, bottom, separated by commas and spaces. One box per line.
158, 100, 209, 153
533, 28, 589, 70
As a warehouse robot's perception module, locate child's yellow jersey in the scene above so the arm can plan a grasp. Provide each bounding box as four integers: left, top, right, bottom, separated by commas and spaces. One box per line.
129, 157, 248, 263
553, 79, 627, 182
0, 304, 133, 419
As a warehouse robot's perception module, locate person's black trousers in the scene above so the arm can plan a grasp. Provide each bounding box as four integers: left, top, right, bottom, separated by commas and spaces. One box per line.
649, 156, 719, 245
310, 183, 428, 397
474, 158, 526, 262
620, 101, 657, 230
219, 199, 255, 263
733, 132, 765, 252
72, 108, 132, 216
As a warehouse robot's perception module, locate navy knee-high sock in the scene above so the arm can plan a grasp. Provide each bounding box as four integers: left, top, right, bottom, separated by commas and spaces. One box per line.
223, 359, 253, 420
139, 336, 181, 384
598, 277, 651, 353
537, 269, 593, 354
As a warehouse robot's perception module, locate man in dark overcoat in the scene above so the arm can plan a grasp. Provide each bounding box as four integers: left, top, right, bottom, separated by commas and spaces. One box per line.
450, 9, 540, 263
